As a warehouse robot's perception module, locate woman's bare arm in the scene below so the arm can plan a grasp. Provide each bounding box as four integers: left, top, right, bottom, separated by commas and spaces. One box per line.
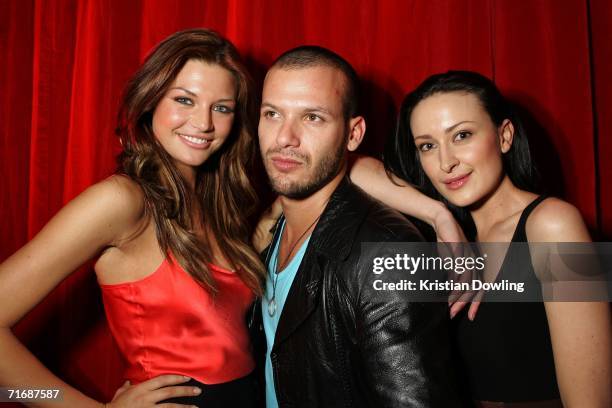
529, 199, 611, 408
349, 155, 466, 242
0, 176, 196, 407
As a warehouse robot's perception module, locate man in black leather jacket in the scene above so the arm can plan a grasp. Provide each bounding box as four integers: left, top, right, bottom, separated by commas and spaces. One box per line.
254, 45, 460, 408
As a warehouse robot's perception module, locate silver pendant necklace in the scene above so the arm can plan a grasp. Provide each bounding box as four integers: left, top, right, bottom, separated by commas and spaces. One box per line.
267, 212, 323, 317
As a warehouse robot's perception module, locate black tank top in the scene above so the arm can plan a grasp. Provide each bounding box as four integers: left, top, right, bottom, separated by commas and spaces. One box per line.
453, 196, 561, 403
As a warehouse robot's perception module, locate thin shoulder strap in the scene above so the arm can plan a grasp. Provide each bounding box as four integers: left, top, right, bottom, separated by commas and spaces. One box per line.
512, 195, 548, 242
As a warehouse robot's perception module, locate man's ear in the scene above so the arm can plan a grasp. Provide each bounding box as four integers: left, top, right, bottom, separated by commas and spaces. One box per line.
499, 119, 514, 154
347, 116, 366, 151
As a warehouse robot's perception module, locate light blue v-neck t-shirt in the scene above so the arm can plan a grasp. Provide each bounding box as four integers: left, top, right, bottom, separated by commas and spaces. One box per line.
261, 221, 311, 408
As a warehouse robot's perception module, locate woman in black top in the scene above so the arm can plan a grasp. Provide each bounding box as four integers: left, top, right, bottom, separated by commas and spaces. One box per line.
350, 71, 610, 407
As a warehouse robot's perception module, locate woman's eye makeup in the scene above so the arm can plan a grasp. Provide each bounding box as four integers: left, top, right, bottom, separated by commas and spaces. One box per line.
418, 142, 435, 152
416, 130, 471, 152
174, 96, 193, 105
213, 104, 234, 114
172, 96, 235, 114
454, 130, 472, 141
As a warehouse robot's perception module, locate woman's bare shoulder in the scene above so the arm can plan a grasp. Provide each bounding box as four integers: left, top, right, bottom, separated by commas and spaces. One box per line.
70, 175, 148, 241
526, 197, 591, 242
88, 175, 145, 215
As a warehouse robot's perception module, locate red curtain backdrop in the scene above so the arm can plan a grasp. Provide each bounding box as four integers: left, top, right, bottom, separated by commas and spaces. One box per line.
1, 0, 611, 403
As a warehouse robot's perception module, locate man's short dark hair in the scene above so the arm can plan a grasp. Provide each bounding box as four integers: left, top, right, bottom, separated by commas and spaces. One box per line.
270, 46, 359, 120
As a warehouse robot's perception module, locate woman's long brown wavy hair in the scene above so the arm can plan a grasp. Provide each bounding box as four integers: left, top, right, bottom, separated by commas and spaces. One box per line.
116, 28, 265, 295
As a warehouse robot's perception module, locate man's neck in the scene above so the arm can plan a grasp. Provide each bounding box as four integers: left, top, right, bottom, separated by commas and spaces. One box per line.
280, 170, 345, 240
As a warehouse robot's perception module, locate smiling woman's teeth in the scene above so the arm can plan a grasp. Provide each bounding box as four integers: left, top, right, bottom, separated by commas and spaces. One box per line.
181, 134, 209, 144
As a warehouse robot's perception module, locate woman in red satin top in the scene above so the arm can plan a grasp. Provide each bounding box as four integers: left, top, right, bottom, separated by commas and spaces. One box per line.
0, 29, 266, 408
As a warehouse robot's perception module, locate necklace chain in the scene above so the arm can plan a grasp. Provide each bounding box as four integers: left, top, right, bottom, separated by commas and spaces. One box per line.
275, 214, 321, 273
267, 207, 325, 317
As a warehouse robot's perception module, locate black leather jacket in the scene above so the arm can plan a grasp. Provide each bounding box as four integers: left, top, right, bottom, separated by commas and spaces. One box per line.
250, 177, 460, 407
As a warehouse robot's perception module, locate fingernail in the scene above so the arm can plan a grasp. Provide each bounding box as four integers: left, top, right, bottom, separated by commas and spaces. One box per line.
468, 310, 475, 321
450, 309, 457, 319
193, 387, 201, 395
183, 375, 191, 380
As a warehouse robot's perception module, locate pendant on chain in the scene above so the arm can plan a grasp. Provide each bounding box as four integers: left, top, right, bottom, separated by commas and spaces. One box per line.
268, 298, 277, 316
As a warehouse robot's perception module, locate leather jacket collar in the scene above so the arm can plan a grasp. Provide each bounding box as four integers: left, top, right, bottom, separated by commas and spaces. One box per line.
263, 176, 372, 347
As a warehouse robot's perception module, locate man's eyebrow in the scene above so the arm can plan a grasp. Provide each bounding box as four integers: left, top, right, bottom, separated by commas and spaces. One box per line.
444, 120, 476, 133
260, 102, 278, 110
305, 106, 333, 116
260, 102, 334, 116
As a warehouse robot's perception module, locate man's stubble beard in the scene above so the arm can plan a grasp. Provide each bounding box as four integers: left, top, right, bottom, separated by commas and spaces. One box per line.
266, 137, 347, 200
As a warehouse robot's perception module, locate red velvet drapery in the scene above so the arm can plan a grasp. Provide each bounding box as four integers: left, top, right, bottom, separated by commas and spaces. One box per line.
1, 0, 611, 403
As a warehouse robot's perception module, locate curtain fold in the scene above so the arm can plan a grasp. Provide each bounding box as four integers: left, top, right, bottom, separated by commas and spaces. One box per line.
1, 0, 610, 402
589, 0, 612, 237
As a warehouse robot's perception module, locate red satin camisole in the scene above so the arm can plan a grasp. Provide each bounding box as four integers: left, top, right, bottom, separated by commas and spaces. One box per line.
99, 255, 255, 385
